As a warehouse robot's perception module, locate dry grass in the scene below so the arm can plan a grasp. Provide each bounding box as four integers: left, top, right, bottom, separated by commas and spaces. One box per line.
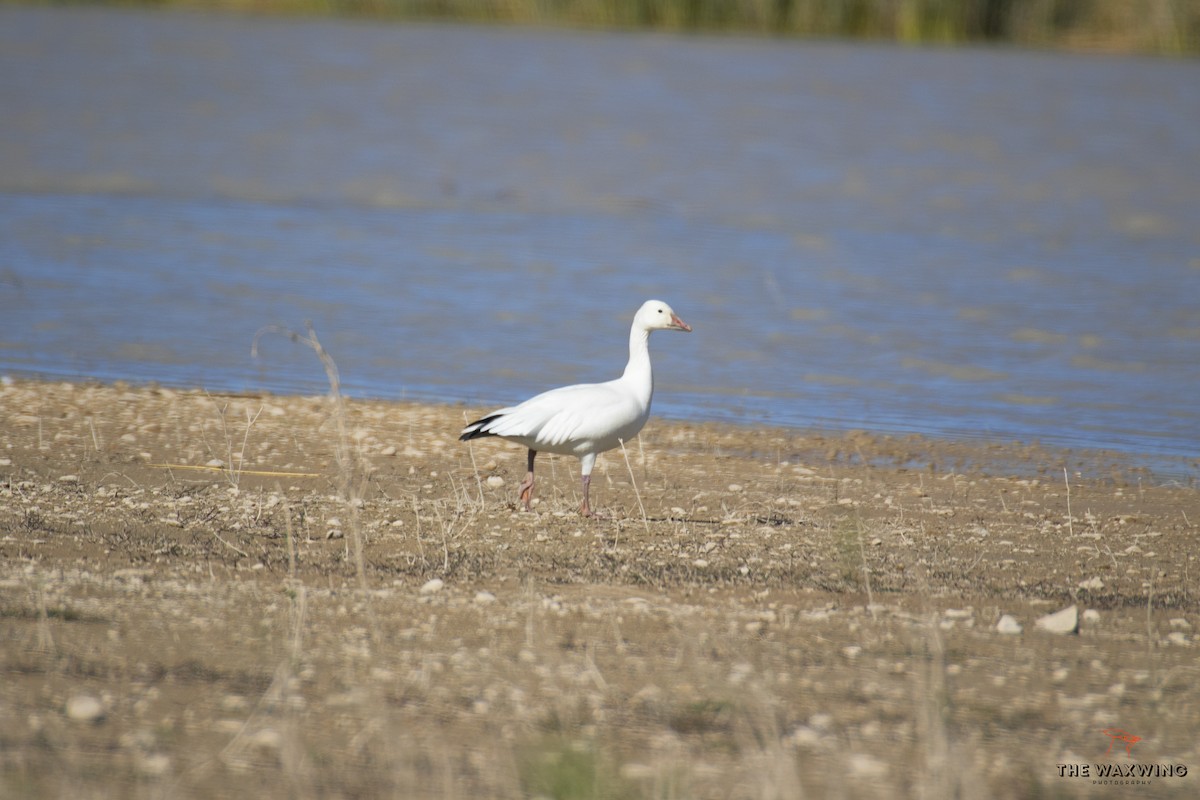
0, 375, 1198, 797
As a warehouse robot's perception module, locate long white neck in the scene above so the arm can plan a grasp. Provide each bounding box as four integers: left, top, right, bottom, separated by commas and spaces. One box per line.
621, 324, 654, 407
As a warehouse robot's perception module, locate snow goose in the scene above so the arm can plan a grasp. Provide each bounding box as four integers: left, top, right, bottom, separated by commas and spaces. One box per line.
460, 299, 692, 516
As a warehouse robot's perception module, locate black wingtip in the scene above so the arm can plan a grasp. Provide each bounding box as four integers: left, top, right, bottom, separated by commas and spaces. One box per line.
459, 414, 503, 442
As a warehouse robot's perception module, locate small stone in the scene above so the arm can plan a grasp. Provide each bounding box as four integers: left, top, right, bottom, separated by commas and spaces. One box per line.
848, 753, 887, 778
1082, 609, 1101, 624
420, 578, 444, 595
474, 590, 496, 604
1035, 604, 1078, 635
1169, 618, 1191, 629
619, 763, 656, 781
728, 484, 744, 492
249, 728, 282, 752
135, 752, 171, 777
486, 475, 505, 488
206, 459, 225, 469
66, 694, 104, 723
996, 615, 1022, 635
1078, 576, 1105, 591
1167, 632, 1190, 646
58, 474, 79, 483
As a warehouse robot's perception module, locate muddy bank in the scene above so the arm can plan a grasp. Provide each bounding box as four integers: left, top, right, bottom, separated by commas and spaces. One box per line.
1, 378, 1197, 798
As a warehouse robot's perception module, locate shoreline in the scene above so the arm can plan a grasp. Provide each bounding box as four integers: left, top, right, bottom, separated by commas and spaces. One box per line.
3, 372, 1193, 483
2, 376, 1198, 796
16, 0, 1197, 57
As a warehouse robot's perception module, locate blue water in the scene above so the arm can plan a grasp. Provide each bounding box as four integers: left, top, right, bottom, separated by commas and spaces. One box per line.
1, 6, 1198, 470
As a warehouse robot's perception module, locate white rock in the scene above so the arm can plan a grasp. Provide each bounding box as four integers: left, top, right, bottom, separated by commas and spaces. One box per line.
848, 753, 887, 779
1167, 632, 1190, 646
1082, 609, 1101, 624
1078, 576, 1105, 591
65, 694, 104, 722
136, 752, 172, 777
996, 615, 1023, 635
1035, 604, 1079, 635
619, 763, 656, 781
249, 728, 283, 752
1169, 618, 1191, 630
474, 591, 496, 604
486, 475, 505, 488
419, 578, 444, 595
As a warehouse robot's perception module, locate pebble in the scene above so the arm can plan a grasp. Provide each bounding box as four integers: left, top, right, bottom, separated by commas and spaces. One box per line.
848, 753, 887, 779
486, 475, 505, 488
1082, 609, 1101, 624
996, 615, 1023, 635
65, 694, 105, 723
1078, 576, 1105, 591
135, 752, 172, 777
1035, 604, 1078, 635
420, 578, 444, 595
474, 590, 496, 604
250, 728, 283, 752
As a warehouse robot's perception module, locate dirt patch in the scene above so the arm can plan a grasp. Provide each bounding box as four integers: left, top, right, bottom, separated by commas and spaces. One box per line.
1, 378, 1197, 798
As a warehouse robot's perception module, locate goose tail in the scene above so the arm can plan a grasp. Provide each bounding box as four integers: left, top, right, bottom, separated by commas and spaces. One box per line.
459, 413, 504, 441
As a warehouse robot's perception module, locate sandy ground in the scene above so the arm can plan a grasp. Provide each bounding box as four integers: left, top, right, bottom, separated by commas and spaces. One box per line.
1, 377, 1197, 798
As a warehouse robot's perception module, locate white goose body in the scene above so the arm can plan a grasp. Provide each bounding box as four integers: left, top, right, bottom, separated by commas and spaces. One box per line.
460, 299, 691, 516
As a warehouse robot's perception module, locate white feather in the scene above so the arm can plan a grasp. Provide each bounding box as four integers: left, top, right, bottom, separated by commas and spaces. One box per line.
461, 299, 692, 481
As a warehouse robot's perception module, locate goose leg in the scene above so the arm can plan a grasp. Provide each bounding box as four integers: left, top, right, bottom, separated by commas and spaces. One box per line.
517, 449, 537, 511
578, 452, 598, 517
579, 474, 592, 517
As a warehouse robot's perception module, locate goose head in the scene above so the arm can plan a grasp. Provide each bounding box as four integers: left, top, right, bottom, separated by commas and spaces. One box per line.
636, 299, 692, 333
